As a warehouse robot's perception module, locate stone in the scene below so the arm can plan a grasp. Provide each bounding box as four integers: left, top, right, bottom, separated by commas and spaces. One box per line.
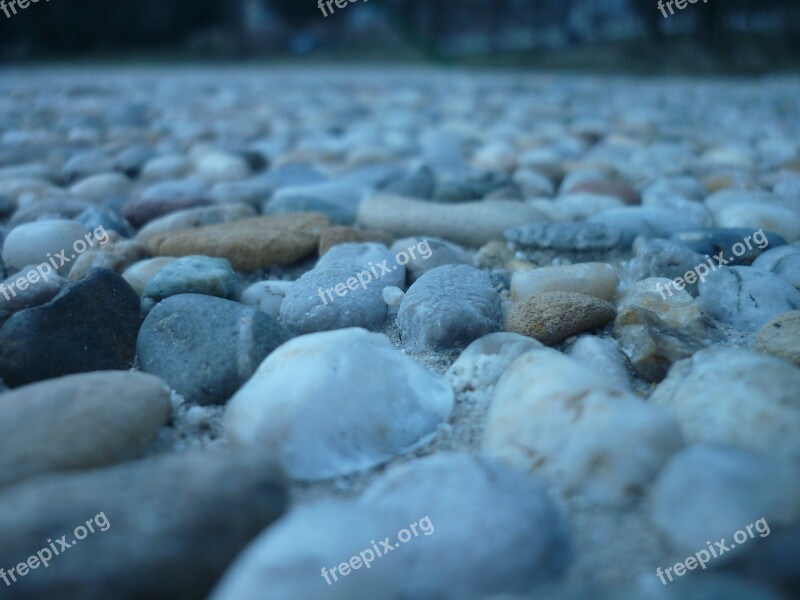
122, 257, 178, 296
135, 203, 257, 245
390, 236, 471, 284
138, 294, 288, 405
514, 169, 556, 197
0, 265, 67, 323
68, 250, 126, 282
506, 222, 626, 254
141, 154, 192, 180
588, 207, 711, 245
318, 226, 394, 256
0, 195, 14, 219
698, 266, 800, 332
629, 238, 709, 296
141, 255, 241, 314
358, 194, 545, 247
69, 173, 131, 201
434, 171, 516, 203
382, 285, 404, 307
76, 205, 135, 238
715, 203, 800, 242
511, 263, 618, 302
225, 328, 453, 479
530, 193, 624, 222
265, 181, 368, 225
671, 228, 786, 266
145, 213, 330, 272
194, 151, 251, 182
506, 291, 616, 346
565, 335, 632, 391
381, 165, 436, 198
752, 245, 800, 288
9, 197, 93, 227
397, 264, 504, 352
123, 193, 213, 228
484, 349, 682, 506
281, 243, 403, 335
569, 179, 640, 205
650, 445, 800, 554
0, 451, 286, 600
241, 280, 292, 320
0, 371, 171, 489
446, 332, 544, 394
650, 347, 800, 461
0, 269, 140, 387
1, 219, 90, 273
754, 311, 800, 366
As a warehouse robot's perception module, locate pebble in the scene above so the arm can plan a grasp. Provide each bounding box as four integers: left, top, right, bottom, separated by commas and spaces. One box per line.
483, 349, 683, 506
382, 285, 404, 307
715, 203, 800, 242
145, 213, 330, 272
397, 264, 503, 352
266, 180, 368, 225
135, 203, 257, 245
0, 451, 287, 599
122, 257, 178, 296
506, 291, 616, 345
511, 262, 618, 302
0, 371, 171, 488
650, 347, 800, 461
138, 294, 288, 405
141, 154, 192, 180
650, 444, 800, 554
382, 165, 436, 198
318, 225, 394, 256
141, 255, 241, 314
588, 207, 711, 245
241, 280, 293, 320
0, 265, 67, 323
281, 243, 402, 335
225, 328, 453, 479
698, 266, 800, 332
751, 245, 800, 288
123, 190, 213, 227
671, 228, 787, 266
754, 311, 800, 366
569, 179, 640, 205
628, 238, 708, 296
390, 236, 471, 284
531, 193, 624, 222
194, 150, 251, 182
1, 219, 90, 273
0, 269, 140, 387
358, 194, 545, 247
565, 335, 632, 390
9, 196, 92, 227
76, 205, 135, 238
69, 172, 131, 201
506, 222, 626, 255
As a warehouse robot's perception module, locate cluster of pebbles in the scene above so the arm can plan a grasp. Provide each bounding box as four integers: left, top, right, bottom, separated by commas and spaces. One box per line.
0, 67, 798, 599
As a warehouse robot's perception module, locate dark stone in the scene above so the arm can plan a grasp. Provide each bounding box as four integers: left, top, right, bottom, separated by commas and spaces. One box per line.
0, 269, 140, 387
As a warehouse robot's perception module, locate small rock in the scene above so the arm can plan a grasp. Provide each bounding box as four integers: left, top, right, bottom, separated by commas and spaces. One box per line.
241, 280, 292, 320
318, 226, 394, 256
0, 265, 67, 322
390, 236, 471, 284
588, 207, 711, 245
141, 255, 241, 314
69, 172, 131, 201
266, 180, 368, 225
650, 346, 800, 461
225, 328, 453, 479
570, 179, 640, 205
511, 263, 618, 302
0, 371, 171, 488
138, 294, 288, 405
1, 219, 90, 273
506, 291, 616, 345
715, 203, 800, 242
122, 257, 178, 296
135, 203, 257, 245
566, 335, 632, 390
0, 269, 140, 387
382, 285, 404, 307
671, 228, 785, 266
752, 245, 800, 288
398, 264, 503, 352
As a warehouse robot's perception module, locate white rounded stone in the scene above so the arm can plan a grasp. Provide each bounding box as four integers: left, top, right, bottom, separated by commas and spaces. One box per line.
2, 219, 89, 273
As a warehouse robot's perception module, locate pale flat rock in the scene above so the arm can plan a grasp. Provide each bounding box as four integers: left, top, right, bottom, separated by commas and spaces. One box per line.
511, 263, 618, 302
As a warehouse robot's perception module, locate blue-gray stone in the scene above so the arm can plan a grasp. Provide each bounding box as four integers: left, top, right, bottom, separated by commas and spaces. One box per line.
0, 196, 14, 220
141, 256, 241, 314
751, 245, 800, 289
265, 181, 368, 226
671, 228, 786, 266
699, 266, 800, 332
506, 222, 627, 252
76, 205, 135, 238
138, 294, 288, 405
588, 207, 711, 245
381, 166, 436, 199
398, 264, 503, 351
630, 238, 709, 296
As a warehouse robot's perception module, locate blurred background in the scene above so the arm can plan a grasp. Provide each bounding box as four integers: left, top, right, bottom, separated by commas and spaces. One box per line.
1, 0, 799, 73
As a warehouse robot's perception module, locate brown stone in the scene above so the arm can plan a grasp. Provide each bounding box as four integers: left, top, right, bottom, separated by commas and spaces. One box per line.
506, 291, 616, 345
145, 213, 331, 271
318, 226, 393, 256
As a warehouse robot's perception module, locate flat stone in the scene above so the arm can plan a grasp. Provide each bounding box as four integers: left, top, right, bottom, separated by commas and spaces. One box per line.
588, 207, 711, 244
358, 194, 545, 247
0, 371, 171, 488
138, 294, 288, 405
397, 264, 503, 352
0, 451, 287, 599
265, 180, 368, 225
69, 173, 131, 201
141, 255, 241, 314
506, 291, 616, 345
145, 213, 330, 272
9, 197, 93, 227
225, 328, 453, 479
650, 346, 800, 461
135, 203, 257, 245
505, 222, 626, 253
483, 349, 683, 506
0, 269, 140, 387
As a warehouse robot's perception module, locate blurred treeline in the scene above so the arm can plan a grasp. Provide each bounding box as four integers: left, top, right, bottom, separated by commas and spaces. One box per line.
1, 0, 798, 71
